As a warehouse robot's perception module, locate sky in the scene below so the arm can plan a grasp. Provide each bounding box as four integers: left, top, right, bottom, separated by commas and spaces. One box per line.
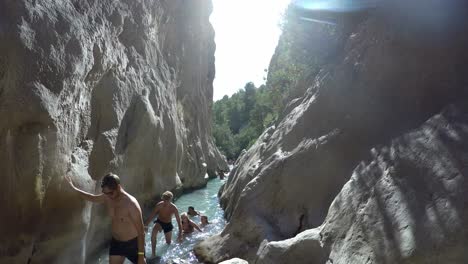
210, 0, 291, 101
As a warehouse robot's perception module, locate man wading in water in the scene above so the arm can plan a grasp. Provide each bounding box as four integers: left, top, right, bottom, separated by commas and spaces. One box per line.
66, 173, 147, 264
144, 191, 183, 258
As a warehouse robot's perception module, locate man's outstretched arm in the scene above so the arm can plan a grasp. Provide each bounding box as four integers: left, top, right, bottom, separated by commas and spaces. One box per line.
174, 208, 183, 242
144, 205, 159, 227
66, 176, 105, 203
191, 221, 202, 232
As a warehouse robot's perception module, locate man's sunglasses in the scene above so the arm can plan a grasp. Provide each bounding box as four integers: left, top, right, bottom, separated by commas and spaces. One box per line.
102, 190, 115, 196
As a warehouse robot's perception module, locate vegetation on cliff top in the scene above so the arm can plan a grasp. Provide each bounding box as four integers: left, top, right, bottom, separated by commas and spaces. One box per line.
212, 5, 322, 160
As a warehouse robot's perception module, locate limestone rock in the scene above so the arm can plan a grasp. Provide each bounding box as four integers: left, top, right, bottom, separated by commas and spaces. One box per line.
251, 103, 468, 263
319, 104, 468, 264
219, 258, 249, 264
0, 0, 225, 262
256, 229, 326, 264
196, 1, 468, 262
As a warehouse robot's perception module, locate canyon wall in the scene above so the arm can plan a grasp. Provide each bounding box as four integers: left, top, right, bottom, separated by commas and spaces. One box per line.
196, 1, 468, 263
0, 0, 226, 263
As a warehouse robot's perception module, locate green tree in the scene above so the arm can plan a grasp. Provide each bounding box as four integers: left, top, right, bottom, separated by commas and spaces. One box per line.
212, 3, 321, 160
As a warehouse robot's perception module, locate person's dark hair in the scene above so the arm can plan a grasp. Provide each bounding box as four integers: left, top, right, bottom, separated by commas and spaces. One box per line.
188, 206, 195, 211
101, 173, 121, 190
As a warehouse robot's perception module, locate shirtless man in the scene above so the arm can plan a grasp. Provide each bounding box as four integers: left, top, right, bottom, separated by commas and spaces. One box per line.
66, 173, 146, 264
144, 191, 182, 258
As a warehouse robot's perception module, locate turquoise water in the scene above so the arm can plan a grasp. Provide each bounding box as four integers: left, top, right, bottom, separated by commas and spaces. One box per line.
96, 178, 226, 264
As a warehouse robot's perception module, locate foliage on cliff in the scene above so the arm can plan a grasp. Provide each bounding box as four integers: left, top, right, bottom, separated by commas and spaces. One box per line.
212, 82, 276, 160
212, 4, 323, 160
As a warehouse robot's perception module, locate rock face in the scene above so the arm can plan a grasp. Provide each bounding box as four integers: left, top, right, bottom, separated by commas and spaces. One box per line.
195, 1, 468, 263
254, 104, 468, 264
0, 0, 226, 263
219, 258, 249, 264
256, 228, 326, 264
317, 103, 468, 264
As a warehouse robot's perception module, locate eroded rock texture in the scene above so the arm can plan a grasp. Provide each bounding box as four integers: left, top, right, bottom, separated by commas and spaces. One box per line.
195, 1, 468, 263
254, 104, 468, 264
317, 103, 468, 264
0, 0, 226, 263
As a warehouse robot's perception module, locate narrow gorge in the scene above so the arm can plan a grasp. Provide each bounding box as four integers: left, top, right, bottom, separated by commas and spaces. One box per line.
196, 1, 468, 264
2, 0, 468, 264
0, 0, 226, 263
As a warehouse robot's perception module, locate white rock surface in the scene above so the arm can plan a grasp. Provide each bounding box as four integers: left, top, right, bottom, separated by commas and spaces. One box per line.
195, 1, 468, 263
253, 104, 468, 264
0, 0, 226, 262
256, 228, 326, 264
219, 258, 249, 264
319, 104, 468, 264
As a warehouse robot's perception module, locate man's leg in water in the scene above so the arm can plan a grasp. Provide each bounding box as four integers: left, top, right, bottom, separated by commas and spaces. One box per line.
109, 255, 125, 264
164, 230, 172, 245
151, 223, 162, 257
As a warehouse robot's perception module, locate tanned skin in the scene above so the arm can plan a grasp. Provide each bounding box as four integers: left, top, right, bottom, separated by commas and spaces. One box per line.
180, 213, 202, 237
144, 197, 182, 258
66, 176, 146, 264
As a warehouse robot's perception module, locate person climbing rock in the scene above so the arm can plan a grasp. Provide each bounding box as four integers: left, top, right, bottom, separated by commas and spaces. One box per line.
66, 173, 147, 264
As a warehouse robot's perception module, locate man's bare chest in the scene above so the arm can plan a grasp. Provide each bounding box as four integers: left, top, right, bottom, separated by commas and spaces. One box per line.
108, 201, 129, 221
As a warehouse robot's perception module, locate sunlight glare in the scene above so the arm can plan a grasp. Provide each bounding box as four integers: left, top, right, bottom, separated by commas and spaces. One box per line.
210, 0, 291, 101
295, 0, 378, 12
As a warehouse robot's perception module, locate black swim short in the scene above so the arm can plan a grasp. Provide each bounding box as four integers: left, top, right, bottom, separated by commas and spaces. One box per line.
109, 237, 139, 263
154, 219, 174, 233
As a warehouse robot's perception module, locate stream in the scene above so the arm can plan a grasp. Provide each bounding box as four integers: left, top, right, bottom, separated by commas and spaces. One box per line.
96, 177, 227, 264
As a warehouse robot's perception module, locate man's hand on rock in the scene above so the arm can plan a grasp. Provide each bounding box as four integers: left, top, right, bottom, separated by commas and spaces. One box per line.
65, 175, 75, 190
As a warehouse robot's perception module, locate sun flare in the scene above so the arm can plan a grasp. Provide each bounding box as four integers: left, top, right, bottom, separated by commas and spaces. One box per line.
210, 0, 291, 100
